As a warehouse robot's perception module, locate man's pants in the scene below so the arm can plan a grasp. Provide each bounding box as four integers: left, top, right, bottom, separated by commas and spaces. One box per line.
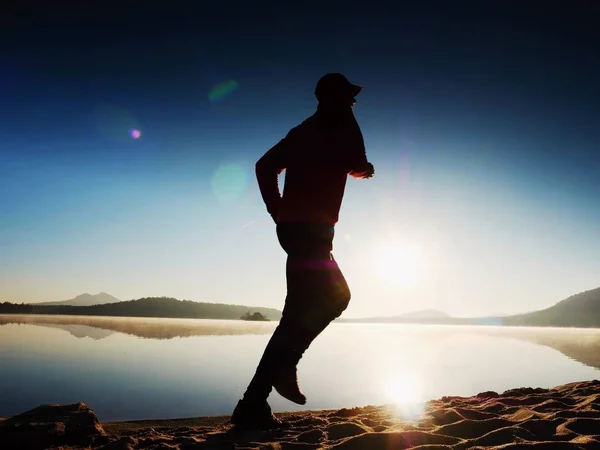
243, 222, 351, 403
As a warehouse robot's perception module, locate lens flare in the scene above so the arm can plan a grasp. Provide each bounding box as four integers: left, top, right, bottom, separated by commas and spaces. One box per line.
210, 163, 248, 203
208, 79, 239, 102
93, 105, 141, 143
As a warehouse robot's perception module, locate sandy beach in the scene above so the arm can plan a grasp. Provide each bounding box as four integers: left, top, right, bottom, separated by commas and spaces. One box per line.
1, 379, 599, 449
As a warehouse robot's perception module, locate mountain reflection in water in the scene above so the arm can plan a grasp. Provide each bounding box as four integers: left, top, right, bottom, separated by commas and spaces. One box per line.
0, 314, 275, 339
1, 314, 600, 372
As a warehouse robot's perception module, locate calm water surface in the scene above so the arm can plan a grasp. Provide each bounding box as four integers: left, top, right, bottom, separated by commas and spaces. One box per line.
1, 314, 599, 421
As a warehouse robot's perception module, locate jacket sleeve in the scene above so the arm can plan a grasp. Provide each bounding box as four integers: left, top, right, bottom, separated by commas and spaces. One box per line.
255, 134, 290, 218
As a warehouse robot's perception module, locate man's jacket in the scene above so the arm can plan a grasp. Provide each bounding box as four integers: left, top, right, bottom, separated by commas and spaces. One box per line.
256, 108, 370, 225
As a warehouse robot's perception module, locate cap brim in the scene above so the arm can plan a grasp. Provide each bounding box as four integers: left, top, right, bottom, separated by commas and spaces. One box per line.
351, 84, 363, 97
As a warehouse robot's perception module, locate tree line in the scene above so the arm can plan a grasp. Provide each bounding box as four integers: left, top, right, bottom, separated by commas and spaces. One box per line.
0, 297, 282, 321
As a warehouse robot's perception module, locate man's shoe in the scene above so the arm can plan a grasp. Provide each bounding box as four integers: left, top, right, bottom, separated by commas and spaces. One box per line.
273, 368, 307, 405
230, 399, 286, 430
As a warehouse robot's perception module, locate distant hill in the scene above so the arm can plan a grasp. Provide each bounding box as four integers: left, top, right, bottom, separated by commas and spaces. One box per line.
338, 288, 600, 328
398, 309, 450, 319
0, 297, 282, 321
36, 292, 121, 307
2, 288, 600, 328
502, 287, 600, 328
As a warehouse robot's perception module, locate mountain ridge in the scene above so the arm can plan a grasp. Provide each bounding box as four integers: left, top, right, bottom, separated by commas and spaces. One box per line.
36, 292, 121, 307
2, 296, 282, 321
2, 287, 599, 328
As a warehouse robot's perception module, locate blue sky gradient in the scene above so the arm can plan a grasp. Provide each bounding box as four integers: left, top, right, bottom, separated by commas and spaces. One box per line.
1, 3, 599, 317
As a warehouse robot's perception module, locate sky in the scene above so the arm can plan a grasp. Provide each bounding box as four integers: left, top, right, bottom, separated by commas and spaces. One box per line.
1, 3, 599, 318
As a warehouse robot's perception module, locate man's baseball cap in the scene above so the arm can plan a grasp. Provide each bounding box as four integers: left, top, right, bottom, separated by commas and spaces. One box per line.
314, 73, 363, 101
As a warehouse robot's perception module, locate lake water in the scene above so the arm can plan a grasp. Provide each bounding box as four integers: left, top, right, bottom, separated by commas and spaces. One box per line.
1, 314, 600, 422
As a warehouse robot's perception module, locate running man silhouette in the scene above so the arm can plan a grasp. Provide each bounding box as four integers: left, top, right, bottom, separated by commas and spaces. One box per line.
231, 73, 374, 429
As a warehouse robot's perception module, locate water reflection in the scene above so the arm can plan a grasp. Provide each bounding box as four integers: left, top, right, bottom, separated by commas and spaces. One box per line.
1, 315, 600, 421
0, 314, 275, 339
475, 326, 600, 372
36, 323, 116, 340
2, 315, 599, 372
384, 369, 426, 421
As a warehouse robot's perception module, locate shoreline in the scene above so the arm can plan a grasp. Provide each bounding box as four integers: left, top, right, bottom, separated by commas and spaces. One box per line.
2, 380, 600, 449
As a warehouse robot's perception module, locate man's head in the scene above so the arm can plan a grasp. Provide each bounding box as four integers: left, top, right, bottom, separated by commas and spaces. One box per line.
314, 73, 362, 107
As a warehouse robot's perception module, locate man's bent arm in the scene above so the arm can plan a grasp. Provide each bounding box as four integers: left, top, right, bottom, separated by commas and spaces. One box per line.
256, 138, 288, 220
347, 122, 374, 179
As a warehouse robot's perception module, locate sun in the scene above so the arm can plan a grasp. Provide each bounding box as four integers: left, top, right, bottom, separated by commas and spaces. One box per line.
374, 240, 424, 285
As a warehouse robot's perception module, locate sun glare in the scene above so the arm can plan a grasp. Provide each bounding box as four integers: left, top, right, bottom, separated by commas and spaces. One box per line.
385, 371, 427, 420
375, 240, 424, 285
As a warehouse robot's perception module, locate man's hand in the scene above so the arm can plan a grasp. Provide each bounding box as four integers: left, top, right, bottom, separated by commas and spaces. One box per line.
363, 162, 375, 179
350, 162, 375, 179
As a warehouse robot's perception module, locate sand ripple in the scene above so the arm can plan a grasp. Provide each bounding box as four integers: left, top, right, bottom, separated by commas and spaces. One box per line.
94, 380, 600, 449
